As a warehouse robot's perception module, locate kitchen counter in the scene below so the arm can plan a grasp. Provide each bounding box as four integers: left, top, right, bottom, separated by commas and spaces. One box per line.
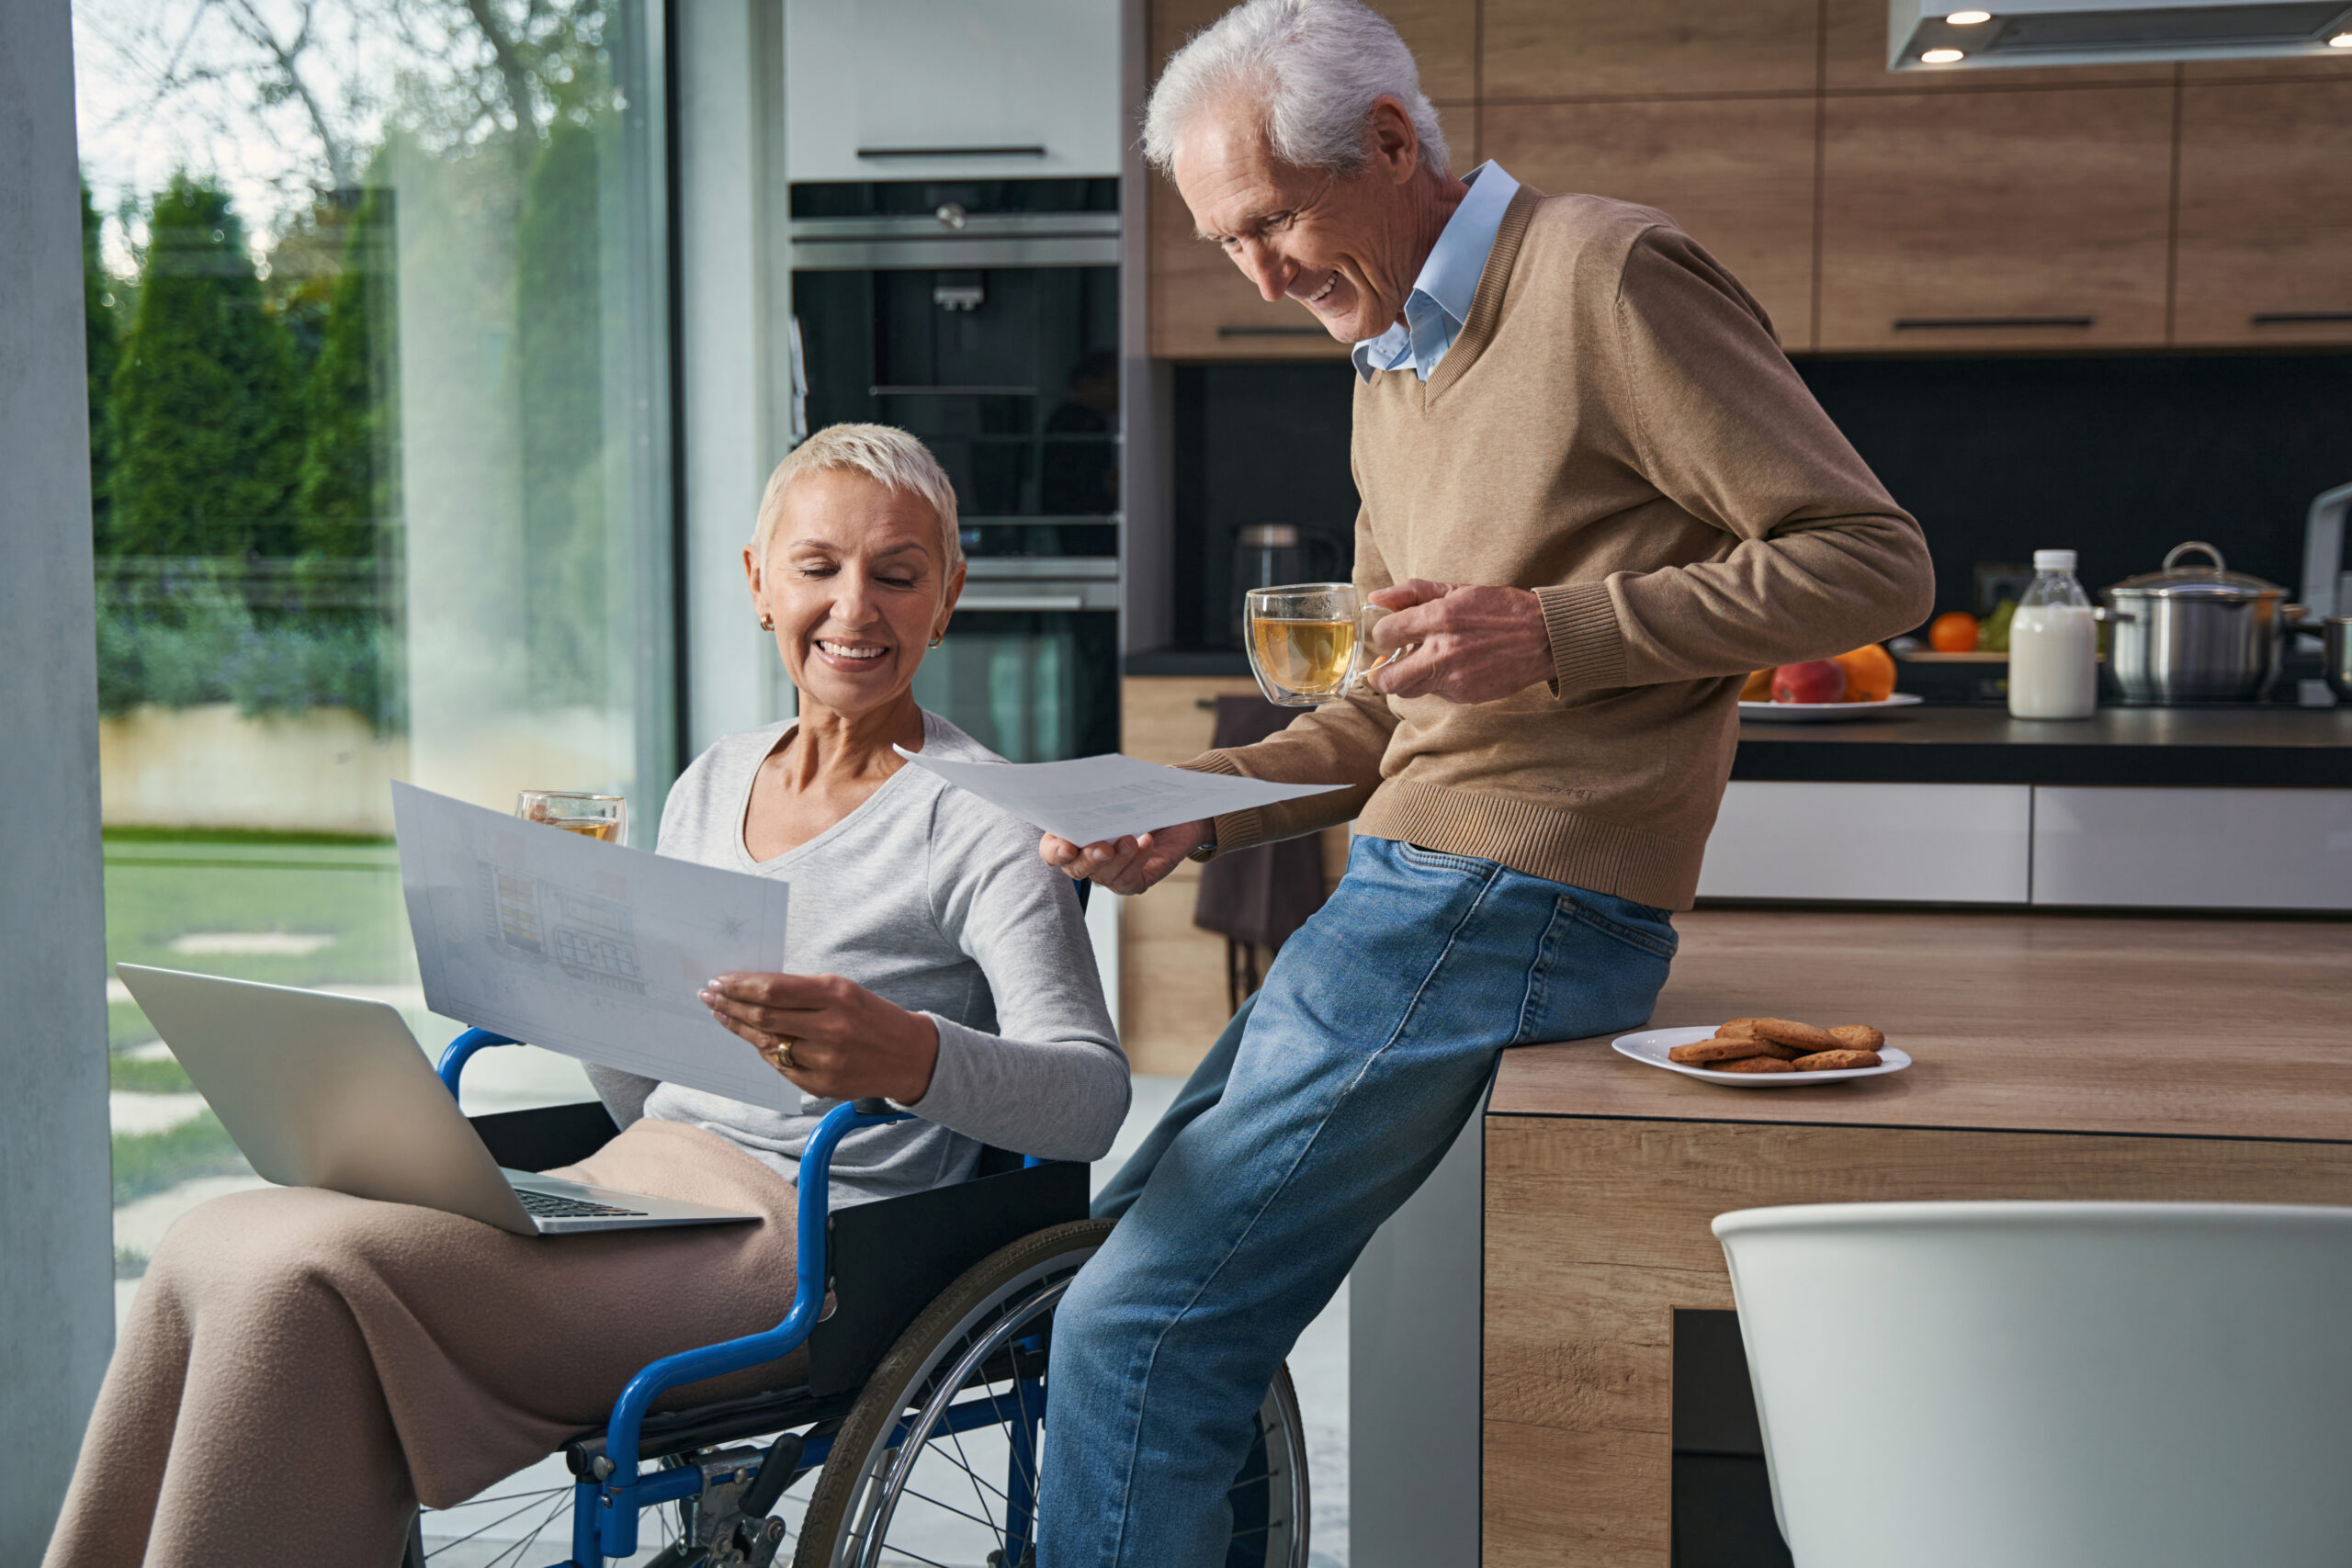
1733, 704, 2352, 787
1476, 907, 2352, 1567
1125, 663, 2351, 786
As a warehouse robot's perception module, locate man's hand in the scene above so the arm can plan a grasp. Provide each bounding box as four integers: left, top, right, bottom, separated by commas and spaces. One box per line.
1365, 580, 1554, 703
700, 971, 940, 1104
1039, 818, 1210, 897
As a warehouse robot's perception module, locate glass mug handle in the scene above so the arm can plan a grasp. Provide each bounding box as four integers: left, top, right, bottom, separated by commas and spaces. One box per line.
1346, 603, 1409, 694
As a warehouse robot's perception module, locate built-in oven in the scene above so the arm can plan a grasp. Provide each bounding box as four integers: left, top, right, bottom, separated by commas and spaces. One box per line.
791, 177, 1121, 761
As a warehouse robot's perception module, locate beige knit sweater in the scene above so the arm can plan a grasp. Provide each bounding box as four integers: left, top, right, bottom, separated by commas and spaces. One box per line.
1189, 186, 1934, 909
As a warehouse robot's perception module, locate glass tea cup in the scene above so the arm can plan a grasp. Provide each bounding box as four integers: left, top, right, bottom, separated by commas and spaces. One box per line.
1244, 582, 1405, 707
515, 790, 627, 844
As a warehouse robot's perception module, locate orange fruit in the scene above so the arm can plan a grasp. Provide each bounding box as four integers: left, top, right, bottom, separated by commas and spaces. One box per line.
1928, 611, 1979, 653
1739, 669, 1773, 701
1833, 644, 1898, 704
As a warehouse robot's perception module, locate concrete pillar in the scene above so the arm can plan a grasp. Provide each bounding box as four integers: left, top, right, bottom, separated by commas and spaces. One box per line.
0, 0, 119, 1553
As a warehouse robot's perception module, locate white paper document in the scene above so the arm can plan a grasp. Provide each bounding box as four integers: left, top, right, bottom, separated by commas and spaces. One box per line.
390, 782, 792, 1109
892, 747, 1350, 847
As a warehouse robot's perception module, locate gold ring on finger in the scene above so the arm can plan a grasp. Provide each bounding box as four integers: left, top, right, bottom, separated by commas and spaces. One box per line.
771, 1033, 797, 1070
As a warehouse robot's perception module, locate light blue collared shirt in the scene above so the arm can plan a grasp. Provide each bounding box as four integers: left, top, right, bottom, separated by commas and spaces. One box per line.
1351, 161, 1521, 384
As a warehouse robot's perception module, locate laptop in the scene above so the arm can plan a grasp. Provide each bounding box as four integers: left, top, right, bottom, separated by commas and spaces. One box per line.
115, 965, 762, 1237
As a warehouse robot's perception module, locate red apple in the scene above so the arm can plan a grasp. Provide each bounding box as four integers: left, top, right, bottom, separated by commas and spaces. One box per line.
1771, 660, 1848, 704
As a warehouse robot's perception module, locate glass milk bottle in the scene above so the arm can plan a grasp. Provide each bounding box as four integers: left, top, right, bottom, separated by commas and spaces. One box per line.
2008, 549, 2099, 720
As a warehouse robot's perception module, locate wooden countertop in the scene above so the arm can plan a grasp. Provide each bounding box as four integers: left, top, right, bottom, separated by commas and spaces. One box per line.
1490, 908, 2352, 1143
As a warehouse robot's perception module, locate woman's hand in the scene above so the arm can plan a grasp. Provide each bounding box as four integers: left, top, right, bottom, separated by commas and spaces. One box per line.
699, 972, 940, 1105
1039, 818, 1207, 897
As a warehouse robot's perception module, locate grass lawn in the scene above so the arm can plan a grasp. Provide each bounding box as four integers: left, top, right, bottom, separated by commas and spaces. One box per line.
105, 829, 418, 1203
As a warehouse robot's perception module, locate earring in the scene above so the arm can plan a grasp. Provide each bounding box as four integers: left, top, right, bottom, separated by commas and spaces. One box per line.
929, 633, 945, 648
760, 614, 775, 631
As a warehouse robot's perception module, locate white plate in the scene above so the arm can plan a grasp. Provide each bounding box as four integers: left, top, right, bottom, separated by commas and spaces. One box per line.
1738, 694, 1925, 723
1611, 1025, 1912, 1087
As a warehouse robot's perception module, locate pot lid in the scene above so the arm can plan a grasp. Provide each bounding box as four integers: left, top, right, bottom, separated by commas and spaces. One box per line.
2106, 541, 2286, 599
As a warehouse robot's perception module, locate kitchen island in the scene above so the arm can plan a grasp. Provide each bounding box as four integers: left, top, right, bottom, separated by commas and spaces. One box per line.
1472, 906, 2352, 1567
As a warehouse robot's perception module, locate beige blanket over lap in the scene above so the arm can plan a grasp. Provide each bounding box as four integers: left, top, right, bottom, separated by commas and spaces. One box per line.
44, 1119, 808, 1568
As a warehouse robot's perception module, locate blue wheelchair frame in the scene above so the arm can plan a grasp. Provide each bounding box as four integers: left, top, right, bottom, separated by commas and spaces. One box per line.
435, 1028, 1049, 1568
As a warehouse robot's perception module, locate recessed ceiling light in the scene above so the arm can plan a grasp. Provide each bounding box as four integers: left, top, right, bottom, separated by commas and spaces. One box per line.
1947, 9, 1992, 23
1921, 46, 1967, 62
2330, 30, 2352, 46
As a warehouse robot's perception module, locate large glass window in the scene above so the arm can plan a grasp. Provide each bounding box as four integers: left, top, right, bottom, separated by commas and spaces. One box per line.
74, 0, 674, 1326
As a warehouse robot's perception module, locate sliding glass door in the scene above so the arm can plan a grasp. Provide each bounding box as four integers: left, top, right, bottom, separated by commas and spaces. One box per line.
73, 0, 674, 1323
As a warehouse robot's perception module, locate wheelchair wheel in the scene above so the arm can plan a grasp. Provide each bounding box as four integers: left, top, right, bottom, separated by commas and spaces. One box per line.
791, 1217, 1310, 1568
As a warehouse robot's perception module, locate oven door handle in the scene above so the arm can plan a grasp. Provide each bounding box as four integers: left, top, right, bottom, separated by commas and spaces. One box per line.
954, 594, 1090, 613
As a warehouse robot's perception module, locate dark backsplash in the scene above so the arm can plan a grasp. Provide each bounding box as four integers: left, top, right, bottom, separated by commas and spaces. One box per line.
1168, 354, 2352, 649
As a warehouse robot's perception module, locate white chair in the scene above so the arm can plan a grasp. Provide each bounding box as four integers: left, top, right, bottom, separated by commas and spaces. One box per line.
1712, 1201, 2352, 1568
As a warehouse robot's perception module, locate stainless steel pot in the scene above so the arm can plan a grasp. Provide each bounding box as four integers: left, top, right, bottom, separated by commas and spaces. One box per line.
2102, 541, 2296, 705
2324, 617, 2352, 704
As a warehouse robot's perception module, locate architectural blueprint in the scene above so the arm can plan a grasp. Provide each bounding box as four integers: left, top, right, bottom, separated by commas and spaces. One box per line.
890, 746, 1348, 847
391, 782, 794, 1108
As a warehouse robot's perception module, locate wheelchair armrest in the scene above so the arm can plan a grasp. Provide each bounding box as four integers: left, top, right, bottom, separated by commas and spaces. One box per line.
435, 1027, 518, 1099
594, 1096, 910, 1557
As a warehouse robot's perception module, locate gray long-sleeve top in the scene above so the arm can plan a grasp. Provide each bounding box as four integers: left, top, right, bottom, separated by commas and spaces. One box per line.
584, 709, 1126, 1206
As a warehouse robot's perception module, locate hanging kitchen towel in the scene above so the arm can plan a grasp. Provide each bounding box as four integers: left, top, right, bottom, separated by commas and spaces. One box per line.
1193, 694, 1331, 966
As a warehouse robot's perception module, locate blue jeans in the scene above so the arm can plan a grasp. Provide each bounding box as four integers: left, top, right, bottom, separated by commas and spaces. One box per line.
1040, 835, 1679, 1567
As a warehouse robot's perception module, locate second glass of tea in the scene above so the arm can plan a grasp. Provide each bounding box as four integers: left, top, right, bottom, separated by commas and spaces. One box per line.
1244, 582, 1401, 707
515, 790, 627, 843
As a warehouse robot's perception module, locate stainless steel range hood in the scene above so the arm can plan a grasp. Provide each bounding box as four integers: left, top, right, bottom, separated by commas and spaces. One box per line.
1888, 0, 2352, 71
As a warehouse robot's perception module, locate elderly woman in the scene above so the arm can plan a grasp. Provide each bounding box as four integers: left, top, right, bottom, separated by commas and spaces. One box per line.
45, 424, 1125, 1568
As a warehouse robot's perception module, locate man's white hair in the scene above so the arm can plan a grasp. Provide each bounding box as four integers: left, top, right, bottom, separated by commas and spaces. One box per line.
752, 423, 963, 574
1142, 0, 1449, 180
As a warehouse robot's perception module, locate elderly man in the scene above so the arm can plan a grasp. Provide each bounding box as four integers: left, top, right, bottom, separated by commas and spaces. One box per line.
1035, 0, 1933, 1560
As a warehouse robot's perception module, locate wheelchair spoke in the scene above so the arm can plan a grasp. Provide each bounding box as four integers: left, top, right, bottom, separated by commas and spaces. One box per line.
944, 1425, 1012, 1553
476, 1492, 571, 1568
978, 1380, 1040, 1496
421, 1487, 573, 1557
894, 1483, 1008, 1535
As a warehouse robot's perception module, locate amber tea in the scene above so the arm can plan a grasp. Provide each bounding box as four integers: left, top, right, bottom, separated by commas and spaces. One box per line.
1243, 582, 1404, 707
1250, 616, 1358, 695
515, 790, 627, 844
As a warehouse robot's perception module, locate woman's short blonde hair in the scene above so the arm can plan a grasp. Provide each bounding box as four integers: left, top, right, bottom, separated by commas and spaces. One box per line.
751, 424, 964, 574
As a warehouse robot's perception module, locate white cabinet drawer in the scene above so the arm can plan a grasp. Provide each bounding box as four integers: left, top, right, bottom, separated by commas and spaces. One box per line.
2031, 786, 2352, 910
1698, 783, 2032, 903
786, 0, 1122, 183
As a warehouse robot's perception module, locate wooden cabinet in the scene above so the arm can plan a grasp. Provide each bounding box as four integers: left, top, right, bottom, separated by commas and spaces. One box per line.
2176, 79, 2352, 347
1483, 96, 1818, 346
1144, 0, 2351, 361
1483, 0, 1819, 100
1116, 676, 1351, 1074
1818, 85, 2175, 350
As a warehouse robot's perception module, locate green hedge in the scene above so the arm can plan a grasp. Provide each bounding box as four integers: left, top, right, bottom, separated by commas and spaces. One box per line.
95, 574, 400, 731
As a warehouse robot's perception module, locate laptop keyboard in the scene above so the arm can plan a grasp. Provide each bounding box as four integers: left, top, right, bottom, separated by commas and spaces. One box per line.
515, 1188, 649, 1219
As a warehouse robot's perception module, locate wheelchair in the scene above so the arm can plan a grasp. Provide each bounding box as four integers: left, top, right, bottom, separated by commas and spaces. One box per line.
403, 1027, 1311, 1568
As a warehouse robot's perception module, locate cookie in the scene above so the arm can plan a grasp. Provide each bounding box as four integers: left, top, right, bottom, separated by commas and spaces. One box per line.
1712, 1055, 1794, 1075
1759, 1040, 1811, 1062
1829, 1025, 1885, 1051
1751, 1018, 1840, 1053
1669, 1036, 1770, 1065
1717, 1017, 1765, 1040
1792, 1048, 1883, 1072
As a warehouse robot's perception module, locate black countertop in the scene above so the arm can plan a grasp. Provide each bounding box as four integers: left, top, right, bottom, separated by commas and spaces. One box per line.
1730, 705, 2352, 787
1123, 660, 2352, 785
